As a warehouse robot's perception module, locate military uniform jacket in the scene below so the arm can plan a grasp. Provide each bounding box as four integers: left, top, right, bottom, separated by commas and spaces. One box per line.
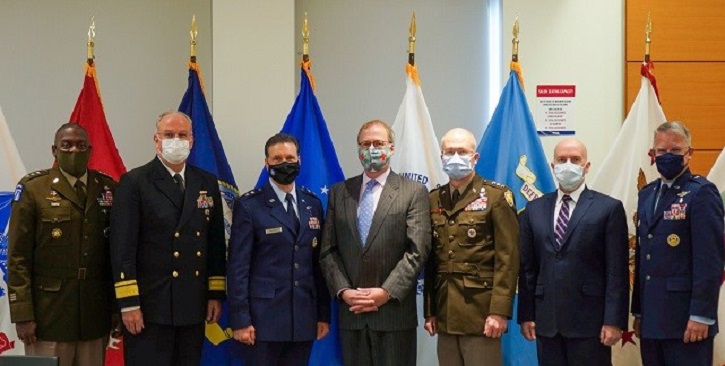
631, 170, 724, 339
423, 175, 519, 335
110, 158, 226, 326
7, 168, 117, 342
227, 182, 330, 342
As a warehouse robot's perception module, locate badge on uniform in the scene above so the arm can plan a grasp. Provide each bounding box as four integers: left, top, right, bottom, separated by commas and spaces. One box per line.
504, 191, 514, 208
52, 228, 63, 239
13, 184, 23, 202
676, 191, 689, 203
667, 234, 680, 247
197, 191, 214, 209
46, 191, 61, 207
97, 190, 113, 207
664, 203, 687, 220
265, 227, 283, 235
465, 192, 488, 211
309, 217, 320, 230
467, 228, 477, 238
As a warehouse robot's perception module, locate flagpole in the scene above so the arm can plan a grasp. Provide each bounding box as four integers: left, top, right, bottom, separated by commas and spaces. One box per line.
408, 12, 416, 66
644, 13, 652, 63
190, 14, 198, 64
302, 12, 310, 63
87, 17, 95, 67
511, 15, 519, 63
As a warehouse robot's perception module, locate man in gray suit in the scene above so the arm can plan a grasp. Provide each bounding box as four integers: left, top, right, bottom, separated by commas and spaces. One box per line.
320, 119, 432, 366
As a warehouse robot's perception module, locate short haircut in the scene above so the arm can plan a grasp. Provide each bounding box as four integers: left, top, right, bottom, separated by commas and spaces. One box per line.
357, 119, 395, 144
440, 128, 477, 151
265, 133, 300, 157
54, 122, 88, 145
156, 111, 193, 130
654, 121, 691, 147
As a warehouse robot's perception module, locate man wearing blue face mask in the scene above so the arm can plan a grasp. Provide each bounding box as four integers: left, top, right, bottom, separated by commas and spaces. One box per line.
517, 138, 629, 366
320, 119, 431, 366
423, 128, 520, 366
632, 121, 724, 366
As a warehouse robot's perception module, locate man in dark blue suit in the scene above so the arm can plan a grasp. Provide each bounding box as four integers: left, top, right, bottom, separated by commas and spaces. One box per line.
227, 133, 330, 366
518, 138, 629, 366
632, 121, 724, 366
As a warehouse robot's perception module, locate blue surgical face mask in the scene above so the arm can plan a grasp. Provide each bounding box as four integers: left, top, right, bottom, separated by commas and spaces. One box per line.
442, 153, 474, 180
553, 161, 585, 192
655, 153, 686, 180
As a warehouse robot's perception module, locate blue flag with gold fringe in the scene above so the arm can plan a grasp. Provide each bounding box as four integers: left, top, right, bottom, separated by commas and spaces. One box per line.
475, 68, 555, 366
178, 61, 242, 366
255, 61, 345, 366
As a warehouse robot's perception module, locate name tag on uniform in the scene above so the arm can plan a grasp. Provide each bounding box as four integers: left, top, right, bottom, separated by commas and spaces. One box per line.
265, 227, 283, 235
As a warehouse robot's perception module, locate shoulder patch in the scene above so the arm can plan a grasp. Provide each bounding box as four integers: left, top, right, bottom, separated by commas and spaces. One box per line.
13, 183, 24, 202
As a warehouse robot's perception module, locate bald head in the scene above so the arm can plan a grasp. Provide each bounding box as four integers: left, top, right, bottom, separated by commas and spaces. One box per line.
441, 128, 477, 152
553, 138, 588, 163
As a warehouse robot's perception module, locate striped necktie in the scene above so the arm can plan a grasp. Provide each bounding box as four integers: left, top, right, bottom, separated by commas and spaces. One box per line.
554, 194, 572, 249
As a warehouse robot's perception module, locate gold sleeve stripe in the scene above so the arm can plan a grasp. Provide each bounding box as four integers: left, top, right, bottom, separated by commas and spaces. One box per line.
208, 278, 226, 291
115, 284, 139, 299
114, 280, 138, 288
208, 276, 225, 280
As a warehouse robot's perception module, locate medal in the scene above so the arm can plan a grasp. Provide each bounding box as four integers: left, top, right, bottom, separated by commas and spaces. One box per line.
667, 234, 680, 247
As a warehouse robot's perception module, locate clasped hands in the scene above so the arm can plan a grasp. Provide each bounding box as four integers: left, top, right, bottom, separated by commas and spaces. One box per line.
342, 287, 390, 314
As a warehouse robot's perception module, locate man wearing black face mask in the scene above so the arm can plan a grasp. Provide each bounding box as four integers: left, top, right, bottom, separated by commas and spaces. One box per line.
7, 123, 118, 365
227, 133, 330, 366
632, 121, 724, 366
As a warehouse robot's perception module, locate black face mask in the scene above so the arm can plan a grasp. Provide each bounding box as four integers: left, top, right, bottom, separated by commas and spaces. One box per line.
269, 162, 300, 185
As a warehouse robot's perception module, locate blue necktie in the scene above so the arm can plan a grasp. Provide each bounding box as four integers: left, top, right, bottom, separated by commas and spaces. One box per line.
286, 193, 299, 234
554, 194, 572, 250
358, 180, 378, 246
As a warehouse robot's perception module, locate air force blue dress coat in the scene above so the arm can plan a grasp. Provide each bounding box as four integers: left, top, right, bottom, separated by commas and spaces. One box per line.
632, 170, 724, 339
227, 182, 330, 342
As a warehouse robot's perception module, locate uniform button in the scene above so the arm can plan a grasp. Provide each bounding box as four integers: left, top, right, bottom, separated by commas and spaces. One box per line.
294, 281, 299, 286
646, 275, 650, 280
206, 217, 210, 222
84, 235, 88, 240
294, 245, 299, 251
196, 231, 201, 237
449, 220, 455, 225
174, 251, 180, 258
294, 263, 299, 269
448, 250, 453, 254
84, 219, 88, 223
197, 251, 202, 257
53, 218, 59, 223
173, 271, 179, 278
195, 271, 200, 276
646, 254, 651, 260
647, 234, 653, 239
84, 252, 88, 256
469, 219, 474, 224
449, 235, 454, 240
174, 232, 180, 238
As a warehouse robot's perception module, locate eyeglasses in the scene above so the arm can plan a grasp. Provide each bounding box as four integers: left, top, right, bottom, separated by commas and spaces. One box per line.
56, 141, 90, 152
442, 149, 474, 157
651, 147, 690, 156
358, 140, 391, 149
157, 132, 191, 140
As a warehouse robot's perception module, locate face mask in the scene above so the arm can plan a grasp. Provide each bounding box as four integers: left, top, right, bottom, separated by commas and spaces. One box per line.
358, 146, 391, 172
655, 153, 685, 180
269, 161, 300, 185
442, 153, 474, 180
56, 150, 90, 178
161, 138, 190, 164
553, 161, 585, 192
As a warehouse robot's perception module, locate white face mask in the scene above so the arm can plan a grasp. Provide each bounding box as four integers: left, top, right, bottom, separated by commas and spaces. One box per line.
553, 161, 585, 192
442, 153, 474, 180
161, 138, 190, 164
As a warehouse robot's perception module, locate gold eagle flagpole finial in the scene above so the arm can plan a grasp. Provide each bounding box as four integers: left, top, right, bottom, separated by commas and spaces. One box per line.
512, 15, 520, 62
302, 12, 310, 62
87, 16, 96, 65
408, 12, 416, 66
190, 14, 198, 63
644, 13, 652, 63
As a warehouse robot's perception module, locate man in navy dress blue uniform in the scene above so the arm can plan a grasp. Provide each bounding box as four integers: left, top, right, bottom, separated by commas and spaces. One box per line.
632, 121, 724, 366
228, 133, 330, 366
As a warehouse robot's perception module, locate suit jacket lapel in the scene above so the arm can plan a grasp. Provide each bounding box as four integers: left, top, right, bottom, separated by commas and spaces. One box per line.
545, 193, 558, 252
362, 172, 400, 252
151, 159, 184, 210
561, 188, 593, 248
297, 189, 312, 239
344, 175, 364, 247
641, 182, 658, 229
177, 168, 202, 230
49, 168, 83, 209
264, 183, 298, 235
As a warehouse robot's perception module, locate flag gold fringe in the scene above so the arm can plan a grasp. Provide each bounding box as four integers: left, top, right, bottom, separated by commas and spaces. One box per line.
405, 63, 421, 87
510, 61, 525, 90
188, 61, 207, 95
302, 60, 316, 92
84, 62, 104, 106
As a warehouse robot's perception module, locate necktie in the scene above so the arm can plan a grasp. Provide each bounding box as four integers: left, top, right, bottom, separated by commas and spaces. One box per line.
452, 189, 461, 205
554, 194, 572, 250
358, 180, 378, 246
74, 180, 86, 207
286, 193, 300, 234
654, 184, 669, 214
173, 173, 185, 193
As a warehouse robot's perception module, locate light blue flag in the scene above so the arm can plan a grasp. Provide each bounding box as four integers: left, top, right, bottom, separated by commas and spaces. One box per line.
475, 69, 556, 366
256, 62, 346, 366
178, 63, 242, 365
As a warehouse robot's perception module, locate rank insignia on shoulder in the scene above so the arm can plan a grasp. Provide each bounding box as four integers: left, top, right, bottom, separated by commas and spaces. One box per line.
667, 234, 680, 247
504, 191, 514, 208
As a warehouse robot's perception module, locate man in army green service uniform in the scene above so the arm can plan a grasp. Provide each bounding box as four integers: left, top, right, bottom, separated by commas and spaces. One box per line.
423, 128, 519, 366
7, 123, 118, 366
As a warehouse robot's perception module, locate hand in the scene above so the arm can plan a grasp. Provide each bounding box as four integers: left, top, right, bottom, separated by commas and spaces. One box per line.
520, 321, 536, 341
122, 309, 145, 335
317, 322, 330, 340
424, 316, 438, 336
633, 318, 641, 339
358, 287, 390, 307
206, 299, 222, 323
15, 321, 37, 345
683, 320, 709, 343
483, 314, 508, 338
600, 325, 622, 346
342, 289, 378, 314
233, 325, 256, 345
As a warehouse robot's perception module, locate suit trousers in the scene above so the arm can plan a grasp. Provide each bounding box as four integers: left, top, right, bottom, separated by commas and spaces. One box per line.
340, 327, 416, 366
437, 332, 502, 366
640, 337, 713, 366
536, 333, 610, 366
25, 338, 104, 366
122, 321, 204, 366
242, 340, 313, 366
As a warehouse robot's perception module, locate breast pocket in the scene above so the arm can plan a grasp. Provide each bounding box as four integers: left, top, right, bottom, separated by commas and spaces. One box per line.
431, 214, 447, 248
41, 207, 71, 246
456, 213, 490, 246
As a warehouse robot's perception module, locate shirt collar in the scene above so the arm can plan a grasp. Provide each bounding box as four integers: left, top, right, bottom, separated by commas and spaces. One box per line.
157, 156, 186, 179
270, 178, 296, 203
59, 168, 88, 188
557, 183, 586, 204
362, 167, 391, 187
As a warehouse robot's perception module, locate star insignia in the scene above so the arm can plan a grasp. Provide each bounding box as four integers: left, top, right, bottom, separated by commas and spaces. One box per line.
321, 185, 329, 195
620, 330, 636, 347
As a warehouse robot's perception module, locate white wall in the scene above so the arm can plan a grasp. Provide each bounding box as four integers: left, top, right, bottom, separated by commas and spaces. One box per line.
502, 0, 624, 179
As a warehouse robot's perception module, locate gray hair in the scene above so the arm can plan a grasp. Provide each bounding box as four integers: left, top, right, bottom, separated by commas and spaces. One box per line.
654, 121, 691, 147
156, 111, 193, 130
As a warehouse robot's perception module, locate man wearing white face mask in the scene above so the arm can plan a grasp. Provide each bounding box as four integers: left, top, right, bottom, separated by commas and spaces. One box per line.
423, 128, 519, 366
110, 111, 227, 366
517, 138, 629, 366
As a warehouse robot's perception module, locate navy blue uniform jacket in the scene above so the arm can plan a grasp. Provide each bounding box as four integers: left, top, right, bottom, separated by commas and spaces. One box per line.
227, 182, 330, 342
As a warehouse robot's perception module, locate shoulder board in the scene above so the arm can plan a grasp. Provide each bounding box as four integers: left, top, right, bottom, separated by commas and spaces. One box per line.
240, 188, 262, 199
300, 186, 320, 200
483, 179, 509, 191
642, 179, 658, 189
19, 169, 50, 183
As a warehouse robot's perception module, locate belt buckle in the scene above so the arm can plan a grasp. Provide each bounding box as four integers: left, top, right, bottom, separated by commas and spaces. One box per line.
78, 268, 87, 280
